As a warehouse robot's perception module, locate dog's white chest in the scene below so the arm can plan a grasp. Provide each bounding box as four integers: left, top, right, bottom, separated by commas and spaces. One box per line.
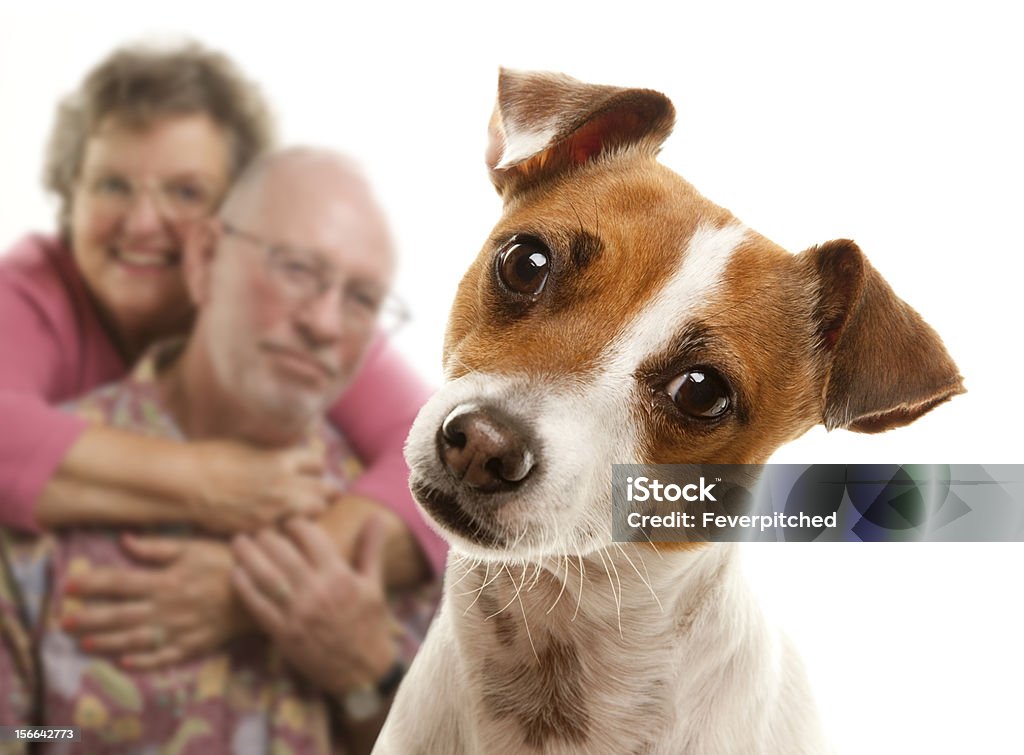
378, 546, 827, 755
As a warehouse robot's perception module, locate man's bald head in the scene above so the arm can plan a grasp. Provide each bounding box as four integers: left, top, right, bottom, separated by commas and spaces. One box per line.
221, 147, 395, 272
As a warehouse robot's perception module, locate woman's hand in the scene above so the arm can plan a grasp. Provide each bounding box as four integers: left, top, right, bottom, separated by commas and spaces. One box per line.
61, 533, 253, 669
187, 441, 334, 533
231, 516, 399, 696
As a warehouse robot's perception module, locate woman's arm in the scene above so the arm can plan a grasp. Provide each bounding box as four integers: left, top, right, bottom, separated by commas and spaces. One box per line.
0, 249, 98, 530
328, 337, 448, 576
35, 424, 332, 533
0, 391, 89, 530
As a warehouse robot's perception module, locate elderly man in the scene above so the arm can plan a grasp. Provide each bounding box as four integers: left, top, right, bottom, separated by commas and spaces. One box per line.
0, 148, 440, 753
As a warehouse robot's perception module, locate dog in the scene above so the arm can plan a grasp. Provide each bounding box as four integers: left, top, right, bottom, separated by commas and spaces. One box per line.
375, 69, 964, 754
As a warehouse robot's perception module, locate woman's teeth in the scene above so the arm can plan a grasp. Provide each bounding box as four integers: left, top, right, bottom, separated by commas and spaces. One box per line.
112, 248, 178, 267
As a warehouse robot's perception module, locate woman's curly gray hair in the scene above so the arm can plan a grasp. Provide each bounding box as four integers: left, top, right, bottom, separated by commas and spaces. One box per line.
44, 39, 276, 236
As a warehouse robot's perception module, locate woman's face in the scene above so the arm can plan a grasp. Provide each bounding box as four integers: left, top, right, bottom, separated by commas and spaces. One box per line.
70, 112, 232, 355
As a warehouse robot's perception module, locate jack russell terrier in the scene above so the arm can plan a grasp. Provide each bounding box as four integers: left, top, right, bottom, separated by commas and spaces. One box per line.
375, 69, 964, 754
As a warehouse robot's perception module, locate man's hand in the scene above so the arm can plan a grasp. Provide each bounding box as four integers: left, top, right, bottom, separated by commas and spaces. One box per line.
61, 534, 252, 669
230, 516, 400, 696
189, 442, 334, 532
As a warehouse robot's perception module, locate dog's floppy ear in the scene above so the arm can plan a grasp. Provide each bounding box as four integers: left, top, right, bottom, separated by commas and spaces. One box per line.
801, 239, 965, 433
486, 68, 675, 200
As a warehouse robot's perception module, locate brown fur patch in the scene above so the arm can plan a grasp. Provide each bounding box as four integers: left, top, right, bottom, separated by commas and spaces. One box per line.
628, 237, 826, 470
481, 636, 590, 748
651, 540, 708, 554
445, 156, 733, 384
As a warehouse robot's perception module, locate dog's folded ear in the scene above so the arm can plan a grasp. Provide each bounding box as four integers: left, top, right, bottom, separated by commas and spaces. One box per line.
801, 239, 965, 433
487, 68, 675, 199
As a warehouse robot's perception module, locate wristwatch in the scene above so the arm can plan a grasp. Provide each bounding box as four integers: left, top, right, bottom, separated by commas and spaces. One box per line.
343, 659, 406, 721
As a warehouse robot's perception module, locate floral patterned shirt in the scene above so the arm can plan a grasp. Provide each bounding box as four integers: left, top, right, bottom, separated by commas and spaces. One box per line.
0, 343, 439, 754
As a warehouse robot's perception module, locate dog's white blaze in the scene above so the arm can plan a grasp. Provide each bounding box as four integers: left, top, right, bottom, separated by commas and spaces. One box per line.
513, 222, 749, 550
607, 221, 748, 373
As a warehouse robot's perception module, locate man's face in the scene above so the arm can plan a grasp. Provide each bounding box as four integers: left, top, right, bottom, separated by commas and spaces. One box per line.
199, 168, 395, 430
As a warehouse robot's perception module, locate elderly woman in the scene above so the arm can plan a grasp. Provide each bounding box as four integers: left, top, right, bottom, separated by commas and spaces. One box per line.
0, 39, 443, 748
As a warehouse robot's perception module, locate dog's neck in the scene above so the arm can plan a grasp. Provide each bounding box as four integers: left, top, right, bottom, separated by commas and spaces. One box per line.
448, 541, 740, 636
444, 542, 775, 752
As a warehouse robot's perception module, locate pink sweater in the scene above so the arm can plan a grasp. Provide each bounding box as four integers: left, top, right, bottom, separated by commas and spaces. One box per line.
0, 234, 446, 574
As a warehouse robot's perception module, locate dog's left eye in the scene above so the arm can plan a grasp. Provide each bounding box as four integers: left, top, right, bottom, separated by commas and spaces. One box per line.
496, 235, 551, 297
666, 368, 731, 419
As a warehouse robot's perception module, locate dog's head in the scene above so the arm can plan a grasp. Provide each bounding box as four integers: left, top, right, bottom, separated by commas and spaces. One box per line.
406, 69, 964, 561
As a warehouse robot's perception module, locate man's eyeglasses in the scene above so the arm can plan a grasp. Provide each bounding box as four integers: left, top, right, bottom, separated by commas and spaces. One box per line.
221, 222, 410, 337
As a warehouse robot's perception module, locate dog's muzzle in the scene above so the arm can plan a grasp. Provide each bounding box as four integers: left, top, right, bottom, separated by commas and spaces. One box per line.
408, 400, 543, 549
437, 403, 536, 494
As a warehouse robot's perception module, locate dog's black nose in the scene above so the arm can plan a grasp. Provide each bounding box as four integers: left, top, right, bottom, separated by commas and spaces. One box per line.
439, 404, 535, 493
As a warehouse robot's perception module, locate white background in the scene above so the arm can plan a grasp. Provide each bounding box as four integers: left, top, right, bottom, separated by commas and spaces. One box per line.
2, 2, 1022, 752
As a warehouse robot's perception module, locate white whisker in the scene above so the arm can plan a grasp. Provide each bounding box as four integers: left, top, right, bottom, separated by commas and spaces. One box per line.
462, 561, 493, 614
636, 525, 664, 559
510, 523, 529, 551
546, 555, 571, 615
511, 564, 540, 663
633, 542, 656, 587
527, 560, 544, 592
597, 548, 623, 638
614, 542, 663, 613
447, 556, 483, 592
572, 550, 585, 623
487, 564, 525, 619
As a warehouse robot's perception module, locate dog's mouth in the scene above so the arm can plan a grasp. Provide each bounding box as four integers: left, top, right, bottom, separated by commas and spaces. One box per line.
408, 401, 547, 552
404, 381, 624, 560
410, 477, 511, 549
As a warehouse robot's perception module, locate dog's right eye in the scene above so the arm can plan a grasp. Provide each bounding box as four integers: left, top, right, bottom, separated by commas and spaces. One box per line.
666, 367, 732, 420
496, 236, 551, 297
